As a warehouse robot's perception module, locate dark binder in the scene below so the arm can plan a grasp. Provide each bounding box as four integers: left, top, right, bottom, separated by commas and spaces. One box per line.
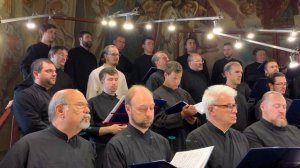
165, 101, 188, 114
128, 160, 176, 168
237, 147, 300, 168
250, 78, 269, 102
142, 67, 157, 83
103, 98, 167, 124
257, 61, 267, 73
103, 96, 128, 124
286, 99, 300, 126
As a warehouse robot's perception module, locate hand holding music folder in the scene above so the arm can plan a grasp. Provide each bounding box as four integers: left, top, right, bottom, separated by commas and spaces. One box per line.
237, 147, 300, 168
286, 99, 300, 126
128, 146, 214, 168
165, 101, 188, 114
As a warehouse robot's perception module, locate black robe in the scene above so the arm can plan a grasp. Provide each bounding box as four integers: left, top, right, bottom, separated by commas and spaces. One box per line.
132, 54, 154, 84
20, 42, 51, 79
181, 68, 210, 102
64, 46, 97, 95
0, 125, 95, 168
244, 119, 300, 148
186, 122, 249, 168
87, 92, 119, 167
244, 62, 265, 89
102, 124, 173, 168
145, 69, 164, 91
152, 85, 205, 152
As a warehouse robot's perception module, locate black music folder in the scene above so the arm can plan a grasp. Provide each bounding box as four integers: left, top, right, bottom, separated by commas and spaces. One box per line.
128, 160, 176, 168
165, 101, 188, 114
237, 147, 300, 168
286, 99, 300, 126
142, 67, 157, 83
103, 97, 167, 124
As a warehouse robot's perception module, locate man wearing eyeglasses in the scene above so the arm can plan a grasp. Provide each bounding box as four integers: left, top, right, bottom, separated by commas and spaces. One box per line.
12, 58, 56, 135
1, 89, 96, 168
244, 91, 300, 148
181, 53, 210, 102
186, 85, 249, 168
86, 45, 128, 99
102, 85, 172, 168
254, 72, 292, 121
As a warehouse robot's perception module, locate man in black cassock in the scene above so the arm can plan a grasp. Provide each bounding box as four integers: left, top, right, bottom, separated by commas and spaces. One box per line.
145, 51, 169, 91
244, 91, 300, 148
186, 85, 249, 168
224, 61, 251, 131
102, 85, 173, 168
20, 24, 56, 79
64, 31, 97, 96
0, 89, 95, 168
132, 37, 155, 84
152, 61, 205, 152
86, 67, 127, 167
211, 42, 242, 84
181, 53, 210, 103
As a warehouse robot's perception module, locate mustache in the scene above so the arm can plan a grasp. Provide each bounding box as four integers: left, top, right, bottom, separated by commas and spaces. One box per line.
81, 114, 91, 122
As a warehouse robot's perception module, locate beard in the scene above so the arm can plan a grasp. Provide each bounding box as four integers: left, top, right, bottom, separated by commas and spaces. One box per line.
131, 117, 153, 129
272, 118, 288, 127
79, 114, 91, 129
82, 41, 92, 49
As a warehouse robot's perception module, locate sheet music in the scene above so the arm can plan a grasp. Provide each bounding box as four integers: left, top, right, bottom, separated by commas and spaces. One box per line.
194, 102, 205, 114
170, 146, 214, 168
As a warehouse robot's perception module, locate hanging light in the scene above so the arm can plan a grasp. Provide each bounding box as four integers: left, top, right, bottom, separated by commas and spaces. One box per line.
246, 32, 255, 39
287, 36, 296, 42
234, 40, 243, 49
26, 19, 36, 29
123, 15, 134, 30
212, 20, 223, 34
108, 18, 117, 27
101, 18, 108, 26
207, 32, 214, 40
168, 22, 176, 32
145, 23, 152, 30
289, 54, 299, 68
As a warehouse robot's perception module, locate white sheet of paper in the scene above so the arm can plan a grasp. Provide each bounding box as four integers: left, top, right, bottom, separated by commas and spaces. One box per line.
170, 146, 214, 168
194, 102, 205, 114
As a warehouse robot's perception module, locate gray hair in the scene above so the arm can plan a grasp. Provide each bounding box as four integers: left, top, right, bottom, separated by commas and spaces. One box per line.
202, 85, 237, 116
261, 91, 283, 103
151, 51, 167, 64
48, 91, 68, 121
223, 61, 241, 73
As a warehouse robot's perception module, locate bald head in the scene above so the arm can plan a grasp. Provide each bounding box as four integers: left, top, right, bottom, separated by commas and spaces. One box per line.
48, 89, 85, 121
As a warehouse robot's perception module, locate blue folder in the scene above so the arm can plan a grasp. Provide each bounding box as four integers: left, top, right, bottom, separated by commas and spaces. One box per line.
128, 160, 176, 168
286, 99, 300, 126
250, 78, 269, 102
237, 147, 300, 168
165, 101, 188, 114
142, 67, 157, 83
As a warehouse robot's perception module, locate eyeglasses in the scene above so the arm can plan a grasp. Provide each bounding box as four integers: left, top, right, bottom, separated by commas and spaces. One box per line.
212, 104, 237, 110
109, 53, 120, 57
274, 82, 288, 86
192, 60, 204, 63
63, 103, 90, 109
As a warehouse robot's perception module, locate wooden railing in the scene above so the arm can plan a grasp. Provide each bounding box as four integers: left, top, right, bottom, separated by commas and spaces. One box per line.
0, 107, 19, 148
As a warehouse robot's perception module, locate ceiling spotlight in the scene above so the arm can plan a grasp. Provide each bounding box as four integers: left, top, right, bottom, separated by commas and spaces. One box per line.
212, 20, 223, 34
145, 23, 152, 30
207, 32, 214, 40
290, 30, 298, 37
101, 18, 108, 25
247, 32, 255, 39
287, 36, 296, 42
26, 20, 36, 29
234, 40, 243, 49
168, 23, 176, 32
108, 19, 117, 27
123, 22, 134, 30
289, 54, 299, 68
